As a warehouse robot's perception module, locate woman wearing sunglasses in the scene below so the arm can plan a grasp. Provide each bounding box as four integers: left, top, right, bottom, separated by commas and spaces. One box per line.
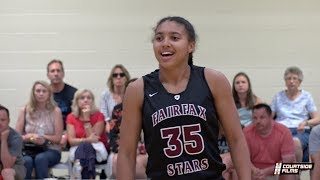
100, 64, 130, 132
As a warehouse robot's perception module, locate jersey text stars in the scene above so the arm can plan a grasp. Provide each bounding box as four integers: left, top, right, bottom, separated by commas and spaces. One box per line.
167, 158, 209, 176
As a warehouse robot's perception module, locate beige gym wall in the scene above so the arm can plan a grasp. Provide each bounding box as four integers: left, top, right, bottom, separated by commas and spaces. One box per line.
1, 0, 320, 126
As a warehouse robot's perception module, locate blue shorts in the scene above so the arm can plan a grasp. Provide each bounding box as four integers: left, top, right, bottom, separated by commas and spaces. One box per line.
289, 128, 311, 162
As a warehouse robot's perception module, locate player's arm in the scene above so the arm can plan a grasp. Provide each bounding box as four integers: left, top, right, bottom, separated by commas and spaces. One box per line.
117, 78, 144, 180
204, 68, 251, 180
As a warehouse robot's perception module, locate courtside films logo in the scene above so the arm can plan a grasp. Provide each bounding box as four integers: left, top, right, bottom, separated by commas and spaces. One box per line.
274, 163, 282, 175
273, 162, 313, 175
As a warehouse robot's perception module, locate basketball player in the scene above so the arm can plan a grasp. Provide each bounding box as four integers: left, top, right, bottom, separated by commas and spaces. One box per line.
117, 16, 251, 179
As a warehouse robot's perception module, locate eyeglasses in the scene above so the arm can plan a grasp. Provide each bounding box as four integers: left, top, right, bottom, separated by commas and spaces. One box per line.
112, 73, 126, 78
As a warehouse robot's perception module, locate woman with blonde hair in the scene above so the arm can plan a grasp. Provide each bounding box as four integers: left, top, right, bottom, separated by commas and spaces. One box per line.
67, 89, 107, 179
100, 64, 130, 132
15, 80, 63, 179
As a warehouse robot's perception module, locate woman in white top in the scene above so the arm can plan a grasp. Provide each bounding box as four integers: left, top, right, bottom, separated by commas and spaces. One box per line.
100, 64, 130, 131
271, 66, 320, 163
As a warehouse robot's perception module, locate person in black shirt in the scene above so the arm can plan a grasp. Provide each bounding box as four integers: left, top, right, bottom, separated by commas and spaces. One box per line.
47, 59, 77, 147
117, 16, 250, 180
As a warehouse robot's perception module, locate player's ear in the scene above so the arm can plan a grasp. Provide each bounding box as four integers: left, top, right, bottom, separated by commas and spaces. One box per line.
188, 41, 195, 54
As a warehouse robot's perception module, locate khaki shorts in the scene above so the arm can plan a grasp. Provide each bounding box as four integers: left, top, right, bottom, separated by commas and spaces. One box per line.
13, 164, 26, 180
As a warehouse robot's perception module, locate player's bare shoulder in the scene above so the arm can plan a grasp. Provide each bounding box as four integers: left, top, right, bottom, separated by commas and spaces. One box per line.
204, 67, 229, 88
124, 77, 144, 105
127, 77, 144, 92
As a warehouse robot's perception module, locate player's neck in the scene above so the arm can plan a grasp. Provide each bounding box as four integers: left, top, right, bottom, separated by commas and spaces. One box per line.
159, 65, 190, 94
160, 64, 190, 84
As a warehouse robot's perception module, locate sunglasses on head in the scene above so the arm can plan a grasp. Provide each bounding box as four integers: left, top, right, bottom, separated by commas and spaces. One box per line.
112, 73, 126, 78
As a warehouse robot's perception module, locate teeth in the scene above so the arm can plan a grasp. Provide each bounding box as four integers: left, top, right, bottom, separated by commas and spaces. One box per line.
161, 52, 173, 56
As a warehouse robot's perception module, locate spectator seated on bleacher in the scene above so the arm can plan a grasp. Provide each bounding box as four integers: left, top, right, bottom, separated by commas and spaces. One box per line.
15, 81, 63, 179
106, 102, 147, 179
0, 105, 26, 180
232, 72, 263, 128
66, 89, 108, 179
271, 66, 320, 164
218, 122, 238, 180
106, 78, 148, 179
244, 104, 296, 180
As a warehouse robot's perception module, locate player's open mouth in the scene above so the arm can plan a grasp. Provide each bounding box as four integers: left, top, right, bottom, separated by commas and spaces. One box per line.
161, 52, 174, 57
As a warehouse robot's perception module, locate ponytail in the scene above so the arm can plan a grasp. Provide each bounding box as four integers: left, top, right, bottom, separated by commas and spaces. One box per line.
188, 53, 193, 65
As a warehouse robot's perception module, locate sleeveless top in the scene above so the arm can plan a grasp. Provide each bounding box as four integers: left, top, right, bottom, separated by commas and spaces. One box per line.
238, 107, 253, 127
142, 65, 225, 179
25, 109, 60, 151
